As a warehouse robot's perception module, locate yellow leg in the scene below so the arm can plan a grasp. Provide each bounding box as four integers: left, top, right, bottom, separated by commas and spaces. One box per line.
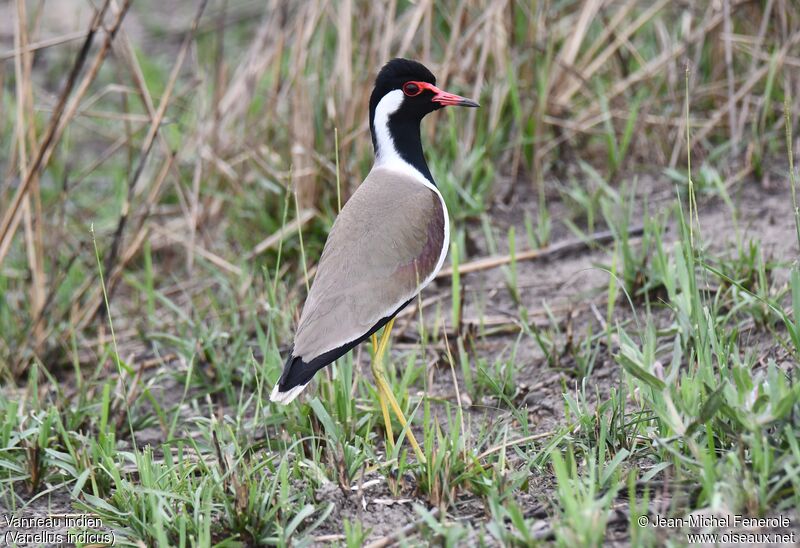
371, 319, 427, 464
377, 389, 395, 453
371, 333, 395, 452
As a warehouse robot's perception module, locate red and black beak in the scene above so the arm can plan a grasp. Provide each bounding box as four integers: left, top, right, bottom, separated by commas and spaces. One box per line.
429, 84, 480, 108
408, 81, 479, 108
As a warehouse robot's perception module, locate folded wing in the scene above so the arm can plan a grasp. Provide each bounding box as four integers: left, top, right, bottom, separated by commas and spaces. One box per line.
294, 168, 446, 361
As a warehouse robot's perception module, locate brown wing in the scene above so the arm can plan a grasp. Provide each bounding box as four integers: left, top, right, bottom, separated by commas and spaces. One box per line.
292, 167, 445, 361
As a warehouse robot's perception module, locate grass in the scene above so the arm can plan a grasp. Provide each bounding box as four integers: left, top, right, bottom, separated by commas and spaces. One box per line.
2, 0, 800, 545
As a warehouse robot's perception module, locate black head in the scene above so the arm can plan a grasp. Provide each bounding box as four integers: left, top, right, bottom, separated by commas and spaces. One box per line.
368, 58, 479, 182
369, 59, 478, 130
369, 59, 437, 121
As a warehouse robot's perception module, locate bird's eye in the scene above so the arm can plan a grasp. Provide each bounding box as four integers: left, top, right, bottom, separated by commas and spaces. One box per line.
402, 82, 422, 96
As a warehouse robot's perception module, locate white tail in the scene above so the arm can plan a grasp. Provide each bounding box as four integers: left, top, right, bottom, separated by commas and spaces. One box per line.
269, 383, 309, 404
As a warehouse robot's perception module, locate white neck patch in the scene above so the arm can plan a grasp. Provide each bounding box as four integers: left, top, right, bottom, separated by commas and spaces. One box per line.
373, 89, 404, 165
372, 89, 430, 184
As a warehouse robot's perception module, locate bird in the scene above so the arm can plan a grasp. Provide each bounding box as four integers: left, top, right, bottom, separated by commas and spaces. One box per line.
270, 58, 479, 462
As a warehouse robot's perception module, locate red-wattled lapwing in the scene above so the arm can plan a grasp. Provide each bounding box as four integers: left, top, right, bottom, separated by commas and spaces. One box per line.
271, 58, 478, 462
